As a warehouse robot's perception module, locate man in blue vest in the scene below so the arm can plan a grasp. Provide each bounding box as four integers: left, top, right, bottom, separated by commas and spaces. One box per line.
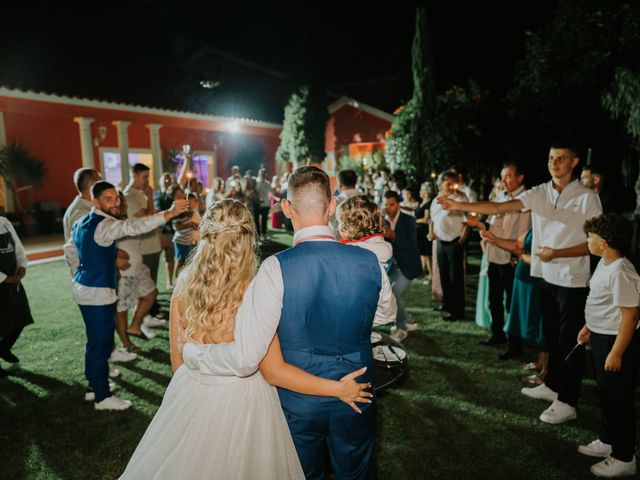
64, 181, 187, 411
183, 166, 396, 479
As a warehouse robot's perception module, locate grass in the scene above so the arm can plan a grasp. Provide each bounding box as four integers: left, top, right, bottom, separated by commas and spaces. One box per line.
0, 234, 632, 479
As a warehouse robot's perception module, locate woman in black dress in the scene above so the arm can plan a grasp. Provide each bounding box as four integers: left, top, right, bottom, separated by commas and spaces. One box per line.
415, 182, 435, 283
0, 216, 33, 376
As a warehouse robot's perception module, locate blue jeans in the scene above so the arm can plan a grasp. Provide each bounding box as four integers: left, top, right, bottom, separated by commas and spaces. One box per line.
79, 304, 116, 402
389, 268, 413, 330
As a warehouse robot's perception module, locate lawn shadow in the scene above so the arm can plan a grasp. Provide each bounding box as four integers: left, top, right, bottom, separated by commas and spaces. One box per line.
1, 369, 152, 480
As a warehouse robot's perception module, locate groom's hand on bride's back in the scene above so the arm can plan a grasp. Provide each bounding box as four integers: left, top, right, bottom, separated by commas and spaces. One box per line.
339, 367, 374, 414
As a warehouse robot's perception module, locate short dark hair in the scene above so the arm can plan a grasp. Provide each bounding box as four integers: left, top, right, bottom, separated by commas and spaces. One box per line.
441, 171, 458, 182
550, 139, 579, 158
338, 169, 357, 188
383, 190, 400, 202
131, 163, 150, 174
583, 214, 632, 254
91, 181, 116, 199
503, 162, 524, 176
288, 166, 331, 201
74, 168, 98, 193
452, 164, 467, 180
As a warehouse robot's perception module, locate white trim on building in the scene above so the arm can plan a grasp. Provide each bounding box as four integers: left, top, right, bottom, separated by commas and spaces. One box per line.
328, 96, 395, 123
0, 86, 281, 130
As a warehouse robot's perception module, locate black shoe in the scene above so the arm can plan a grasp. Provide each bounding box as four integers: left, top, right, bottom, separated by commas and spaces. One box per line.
479, 336, 507, 346
0, 351, 19, 363
432, 305, 446, 312
442, 312, 464, 322
498, 348, 523, 361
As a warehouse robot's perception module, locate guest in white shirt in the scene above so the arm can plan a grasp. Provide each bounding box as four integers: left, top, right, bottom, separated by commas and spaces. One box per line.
0, 216, 32, 376
330, 169, 359, 236
439, 140, 603, 424
430, 171, 469, 321
63, 168, 102, 242
115, 193, 162, 351
123, 164, 162, 286
452, 164, 478, 203
577, 214, 640, 478
254, 168, 272, 240
64, 181, 188, 411
477, 163, 530, 359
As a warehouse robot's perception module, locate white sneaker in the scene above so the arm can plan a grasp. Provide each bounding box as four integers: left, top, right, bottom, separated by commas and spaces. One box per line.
390, 328, 408, 342
578, 439, 613, 458
539, 399, 577, 424
109, 348, 137, 363
108, 367, 120, 379
85, 382, 117, 401
94, 395, 132, 411
521, 383, 558, 402
140, 324, 157, 339
591, 456, 636, 477
143, 315, 167, 329
405, 322, 418, 332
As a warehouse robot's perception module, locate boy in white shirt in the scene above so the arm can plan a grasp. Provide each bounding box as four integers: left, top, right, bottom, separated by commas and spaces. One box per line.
576, 214, 640, 478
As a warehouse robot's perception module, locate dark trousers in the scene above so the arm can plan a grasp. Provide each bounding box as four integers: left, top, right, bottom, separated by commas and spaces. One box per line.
285, 402, 376, 480
487, 262, 515, 339
254, 206, 270, 236
540, 280, 588, 406
142, 251, 161, 284
437, 238, 465, 317
143, 252, 161, 316
591, 331, 640, 462
0, 326, 24, 353
79, 303, 116, 403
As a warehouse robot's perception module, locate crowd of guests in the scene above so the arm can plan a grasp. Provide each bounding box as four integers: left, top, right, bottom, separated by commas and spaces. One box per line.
1, 140, 638, 477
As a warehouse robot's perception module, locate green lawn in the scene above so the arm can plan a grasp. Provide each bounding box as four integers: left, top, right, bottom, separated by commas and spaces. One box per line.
0, 234, 629, 479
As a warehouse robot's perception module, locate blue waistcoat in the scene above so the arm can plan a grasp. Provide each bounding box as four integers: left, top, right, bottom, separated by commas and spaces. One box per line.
276, 241, 381, 415
73, 213, 117, 289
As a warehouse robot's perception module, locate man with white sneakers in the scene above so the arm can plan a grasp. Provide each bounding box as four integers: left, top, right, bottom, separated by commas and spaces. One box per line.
64, 181, 187, 411
439, 141, 602, 424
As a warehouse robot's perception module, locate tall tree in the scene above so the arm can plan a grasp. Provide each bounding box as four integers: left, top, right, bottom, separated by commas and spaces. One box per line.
275, 85, 328, 169
386, 7, 436, 184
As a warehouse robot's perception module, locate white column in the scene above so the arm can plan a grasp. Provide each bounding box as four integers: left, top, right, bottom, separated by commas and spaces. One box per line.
73, 117, 95, 169
0, 111, 12, 212
146, 123, 163, 185
113, 120, 131, 185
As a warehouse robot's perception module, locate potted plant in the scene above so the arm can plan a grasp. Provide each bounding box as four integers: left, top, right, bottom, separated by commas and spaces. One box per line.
0, 141, 47, 235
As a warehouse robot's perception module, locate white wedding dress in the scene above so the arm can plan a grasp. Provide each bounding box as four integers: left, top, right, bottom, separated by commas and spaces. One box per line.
119, 363, 304, 479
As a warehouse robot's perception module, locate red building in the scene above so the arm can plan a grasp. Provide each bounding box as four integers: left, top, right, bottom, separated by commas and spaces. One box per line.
0, 87, 281, 215
324, 96, 394, 174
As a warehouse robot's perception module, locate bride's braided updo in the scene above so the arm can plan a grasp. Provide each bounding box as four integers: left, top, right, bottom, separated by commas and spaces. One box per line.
174, 199, 258, 344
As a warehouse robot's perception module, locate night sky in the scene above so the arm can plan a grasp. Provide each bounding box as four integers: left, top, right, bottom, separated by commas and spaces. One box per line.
0, 1, 556, 120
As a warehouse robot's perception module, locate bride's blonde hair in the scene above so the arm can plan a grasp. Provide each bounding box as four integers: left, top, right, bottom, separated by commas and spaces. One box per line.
173, 199, 258, 344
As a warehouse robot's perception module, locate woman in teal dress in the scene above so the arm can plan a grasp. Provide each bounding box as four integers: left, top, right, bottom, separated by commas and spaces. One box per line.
484, 228, 547, 382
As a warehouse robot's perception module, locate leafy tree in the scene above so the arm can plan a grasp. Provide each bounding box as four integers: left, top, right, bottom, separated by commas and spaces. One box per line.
0, 141, 47, 212
275, 85, 328, 169
386, 7, 435, 184
507, 0, 640, 182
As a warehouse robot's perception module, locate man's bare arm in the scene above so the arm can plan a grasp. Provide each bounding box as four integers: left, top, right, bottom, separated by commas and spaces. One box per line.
438, 197, 524, 216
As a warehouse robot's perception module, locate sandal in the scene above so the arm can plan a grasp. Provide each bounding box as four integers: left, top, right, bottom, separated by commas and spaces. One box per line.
520, 362, 538, 371
126, 344, 142, 354
126, 330, 150, 341
522, 374, 544, 385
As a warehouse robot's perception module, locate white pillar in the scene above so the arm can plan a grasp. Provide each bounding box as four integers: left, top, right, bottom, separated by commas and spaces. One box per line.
146, 123, 163, 185
73, 117, 95, 169
113, 120, 131, 186
0, 111, 12, 212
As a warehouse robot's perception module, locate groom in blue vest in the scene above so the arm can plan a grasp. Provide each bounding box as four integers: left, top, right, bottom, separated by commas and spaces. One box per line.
184, 166, 396, 479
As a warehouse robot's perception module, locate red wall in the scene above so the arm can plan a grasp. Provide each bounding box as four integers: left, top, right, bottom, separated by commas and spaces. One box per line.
325, 105, 392, 156
0, 95, 280, 210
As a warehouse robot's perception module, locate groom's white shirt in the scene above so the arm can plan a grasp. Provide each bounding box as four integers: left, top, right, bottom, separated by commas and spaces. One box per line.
183, 225, 397, 377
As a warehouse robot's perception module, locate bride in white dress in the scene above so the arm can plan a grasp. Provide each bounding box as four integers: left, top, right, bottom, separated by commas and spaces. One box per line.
119, 199, 371, 480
